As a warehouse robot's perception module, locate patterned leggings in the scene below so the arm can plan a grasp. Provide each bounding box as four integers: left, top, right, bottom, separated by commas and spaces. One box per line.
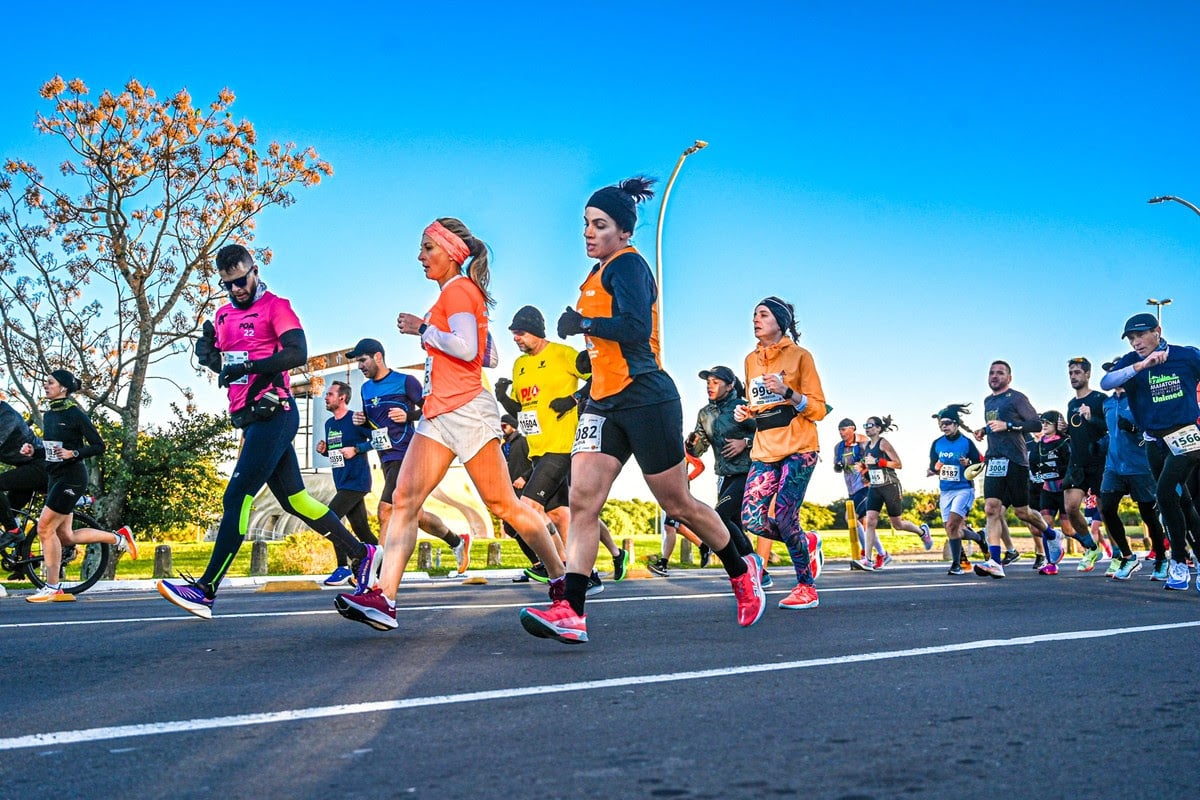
742, 452, 817, 585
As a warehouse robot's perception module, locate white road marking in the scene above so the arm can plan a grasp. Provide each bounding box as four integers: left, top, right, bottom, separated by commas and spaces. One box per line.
2, 619, 1196, 751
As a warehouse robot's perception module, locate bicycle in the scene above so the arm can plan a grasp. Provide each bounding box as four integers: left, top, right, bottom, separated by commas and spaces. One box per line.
0, 494, 112, 595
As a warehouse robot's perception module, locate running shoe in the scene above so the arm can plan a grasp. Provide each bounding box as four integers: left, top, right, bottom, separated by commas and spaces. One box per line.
806, 531, 824, 580
1105, 557, 1122, 577
959, 552, 972, 572
778, 583, 819, 610
157, 577, 213, 619
1045, 534, 1064, 566
351, 544, 379, 595
856, 558, 876, 572
451, 532, 472, 575
1100, 538, 1113, 558
114, 526, 138, 560
730, 554, 765, 628
1038, 562, 1059, 575
1151, 560, 1168, 582
511, 571, 530, 583
973, 559, 1005, 579
523, 563, 550, 583
323, 566, 354, 586
647, 557, 669, 577
520, 600, 588, 643
874, 553, 894, 570
335, 588, 398, 631
26, 585, 74, 603
699, 544, 712, 569
0, 528, 21, 549
919, 523, 934, 551
1002, 549, 1021, 566
849, 558, 867, 571
1078, 547, 1103, 573
1033, 554, 1046, 571
1164, 560, 1191, 591
586, 571, 604, 597
761, 569, 774, 587
947, 563, 965, 576
612, 548, 631, 582
1113, 555, 1141, 581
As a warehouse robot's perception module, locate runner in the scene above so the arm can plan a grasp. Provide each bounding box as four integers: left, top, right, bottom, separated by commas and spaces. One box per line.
856, 415, 934, 570
0, 400, 47, 545
833, 419, 873, 569
159, 244, 373, 618
972, 360, 1057, 579
1100, 312, 1200, 591
347, 338, 472, 575
336, 218, 568, 630
1060, 357, 1108, 572
1031, 411, 1072, 575
494, 305, 628, 594
927, 404, 983, 575
25, 369, 136, 602
733, 295, 827, 608
315, 380, 379, 586
519, 177, 765, 643
1096, 358, 1162, 581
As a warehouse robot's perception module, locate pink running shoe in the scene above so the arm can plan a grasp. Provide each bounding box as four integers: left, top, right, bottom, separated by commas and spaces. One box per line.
520, 600, 588, 644
729, 554, 766, 627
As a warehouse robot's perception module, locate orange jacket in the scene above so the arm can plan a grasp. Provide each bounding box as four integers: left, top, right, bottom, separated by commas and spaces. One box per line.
743, 337, 826, 462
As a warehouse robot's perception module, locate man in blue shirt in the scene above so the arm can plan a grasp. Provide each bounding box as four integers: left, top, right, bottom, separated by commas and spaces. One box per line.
927, 404, 984, 575
316, 380, 377, 586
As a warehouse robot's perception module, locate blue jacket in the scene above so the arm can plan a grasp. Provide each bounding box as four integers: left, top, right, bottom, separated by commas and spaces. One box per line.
1103, 393, 1151, 476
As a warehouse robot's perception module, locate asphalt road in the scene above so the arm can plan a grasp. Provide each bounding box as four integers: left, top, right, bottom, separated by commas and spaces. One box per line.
2, 561, 1198, 800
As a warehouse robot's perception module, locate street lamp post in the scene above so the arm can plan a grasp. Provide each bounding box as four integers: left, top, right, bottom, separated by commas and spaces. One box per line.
1148, 195, 1200, 218
654, 140, 708, 359
1147, 297, 1173, 322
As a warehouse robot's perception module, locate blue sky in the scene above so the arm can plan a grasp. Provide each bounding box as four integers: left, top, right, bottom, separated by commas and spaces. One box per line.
2, 3, 1198, 506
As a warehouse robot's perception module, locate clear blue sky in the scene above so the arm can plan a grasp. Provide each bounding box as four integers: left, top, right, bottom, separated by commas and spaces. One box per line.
2, 3, 1198, 506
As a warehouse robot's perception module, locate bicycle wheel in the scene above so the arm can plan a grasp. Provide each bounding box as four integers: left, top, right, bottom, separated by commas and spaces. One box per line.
19, 511, 112, 594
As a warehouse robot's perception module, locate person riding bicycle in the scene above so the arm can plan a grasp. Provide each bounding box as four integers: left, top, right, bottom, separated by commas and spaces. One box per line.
0, 399, 47, 547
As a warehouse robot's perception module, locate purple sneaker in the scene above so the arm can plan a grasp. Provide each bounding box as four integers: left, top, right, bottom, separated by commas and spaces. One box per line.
335, 588, 397, 631
352, 544, 379, 595
157, 577, 214, 619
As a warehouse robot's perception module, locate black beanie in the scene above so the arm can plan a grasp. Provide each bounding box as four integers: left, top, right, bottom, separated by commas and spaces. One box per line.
509, 305, 546, 339
50, 369, 78, 393
758, 296, 795, 336
586, 186, 637, 233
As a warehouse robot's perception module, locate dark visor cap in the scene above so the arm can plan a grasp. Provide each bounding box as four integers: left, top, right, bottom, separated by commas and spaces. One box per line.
698, 366, 736, 384
345, 338, 384, 359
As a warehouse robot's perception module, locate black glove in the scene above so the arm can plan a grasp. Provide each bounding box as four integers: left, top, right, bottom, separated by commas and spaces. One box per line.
195, 321, 221, 372
833, 461, 844, 473
548, 395, 577, 419
1117, 417, 1136, 433
218, 360, 250, 388
494, 377, 512, 398
557, 307, 585, 338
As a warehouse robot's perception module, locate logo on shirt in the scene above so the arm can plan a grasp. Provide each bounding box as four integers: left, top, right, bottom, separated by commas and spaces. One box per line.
1149, 371, 1184, 404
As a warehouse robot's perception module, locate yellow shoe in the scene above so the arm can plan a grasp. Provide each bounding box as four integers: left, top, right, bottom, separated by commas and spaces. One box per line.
27, 585, 75, 603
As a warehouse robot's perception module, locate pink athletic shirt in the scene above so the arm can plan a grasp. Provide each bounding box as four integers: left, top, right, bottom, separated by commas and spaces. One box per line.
212, 292, 301, 413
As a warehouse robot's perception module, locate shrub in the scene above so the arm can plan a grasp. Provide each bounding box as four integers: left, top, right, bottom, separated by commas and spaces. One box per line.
268, 531, 336, 575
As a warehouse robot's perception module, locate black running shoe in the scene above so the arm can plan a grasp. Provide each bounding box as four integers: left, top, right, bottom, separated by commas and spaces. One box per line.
1032, 554, 1046, 570
523, 563, 550, 583
586, 570, 604, 596
1001, 549, 1021, 566
648, 557, 669, 577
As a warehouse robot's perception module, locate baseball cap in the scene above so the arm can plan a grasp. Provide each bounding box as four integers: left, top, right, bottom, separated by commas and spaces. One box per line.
345, 338, 385, 358
698, 366, 736, 384
1121, 313, 1159, 339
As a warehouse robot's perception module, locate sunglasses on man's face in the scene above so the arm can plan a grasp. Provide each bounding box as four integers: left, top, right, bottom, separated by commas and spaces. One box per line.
220, 270, 255, 291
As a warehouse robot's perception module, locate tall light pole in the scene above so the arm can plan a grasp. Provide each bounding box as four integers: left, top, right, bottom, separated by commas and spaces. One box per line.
1148, 195, 1200, 218
1147, 297, 1172, 322
654, 140, 707, 358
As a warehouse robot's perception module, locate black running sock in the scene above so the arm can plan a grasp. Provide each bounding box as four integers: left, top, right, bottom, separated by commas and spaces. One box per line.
715, 543, 747, 578
564, 572, 589, 616
949, 538, 963, 564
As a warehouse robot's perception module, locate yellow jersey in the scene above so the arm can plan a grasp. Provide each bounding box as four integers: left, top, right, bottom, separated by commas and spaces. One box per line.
512, 341, 586, 457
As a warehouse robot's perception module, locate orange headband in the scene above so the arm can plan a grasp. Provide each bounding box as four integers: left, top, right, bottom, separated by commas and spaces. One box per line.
424, 221, 471, 265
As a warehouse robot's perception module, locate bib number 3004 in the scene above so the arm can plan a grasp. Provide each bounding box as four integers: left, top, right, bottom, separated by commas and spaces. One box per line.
1164, 425, 1200, 456
572, 413, 605, 454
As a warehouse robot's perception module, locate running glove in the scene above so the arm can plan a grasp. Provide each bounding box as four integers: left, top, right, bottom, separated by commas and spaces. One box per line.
557, 307, 585, 338
218, 361, 250, 388
548, 396, 577, 418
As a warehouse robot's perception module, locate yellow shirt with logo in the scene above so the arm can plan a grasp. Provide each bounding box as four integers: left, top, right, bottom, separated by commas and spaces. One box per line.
512, 341, 586, 457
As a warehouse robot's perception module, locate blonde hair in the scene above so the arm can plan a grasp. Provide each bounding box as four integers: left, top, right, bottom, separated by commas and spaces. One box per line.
437, 217, 494, 308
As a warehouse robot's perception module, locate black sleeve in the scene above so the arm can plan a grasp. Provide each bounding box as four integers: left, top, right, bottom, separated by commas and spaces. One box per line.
73, 408, 106, 459
248, 328, 307, 375
496, 386, 521, 417
587, 255, 654, 343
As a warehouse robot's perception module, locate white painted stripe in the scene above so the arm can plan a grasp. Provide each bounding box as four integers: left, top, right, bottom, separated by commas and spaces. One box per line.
1, 619, 1196, 751
0, 581, 975, 630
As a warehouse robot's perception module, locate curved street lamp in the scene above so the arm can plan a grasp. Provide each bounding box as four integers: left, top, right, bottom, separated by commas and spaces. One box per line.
1146, 297, 1173, 322
654, 140, 708, 358
1148, 195, 1200, 218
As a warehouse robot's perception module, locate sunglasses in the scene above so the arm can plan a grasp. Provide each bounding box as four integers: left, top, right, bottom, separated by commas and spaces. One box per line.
863, 422, 878, 429
220, 269, 256, 291
938, 420, 956, 426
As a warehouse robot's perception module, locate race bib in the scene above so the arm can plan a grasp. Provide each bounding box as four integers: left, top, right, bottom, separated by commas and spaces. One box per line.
370, 428, 392, 451
572, 413, 605, 454
939, 464, 960, 481
328, 449, 345, 469
423, 355, 433, 397
222, 351, 250, 384
868, 468, 886, 486
43, 439, 63, 463
747, 374, 785, 408
517, 410, 542, 437
985, 458, 1009, 477
1164, 424, 1200, 456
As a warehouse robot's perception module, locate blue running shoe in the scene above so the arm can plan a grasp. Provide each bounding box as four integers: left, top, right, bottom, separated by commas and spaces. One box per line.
157, 576, 214, 619
1164, 560, 1190, 591
1044, 532, 1064, 566
1112, 555, 1142, 581
1151, 560, 1169, 582
760, 570, 774, 588
352, 544, 379, 595
323, 566, 353, 586
919, 523, 934, 551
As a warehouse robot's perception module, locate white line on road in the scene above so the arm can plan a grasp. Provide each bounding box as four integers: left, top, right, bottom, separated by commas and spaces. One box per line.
0, 581, 975, 629
2, 618, 1196, 751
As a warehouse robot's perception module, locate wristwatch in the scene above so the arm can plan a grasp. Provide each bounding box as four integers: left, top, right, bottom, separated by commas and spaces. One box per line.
417, 323, 428, 335
72, 450, 79, 459
783, 388, 795, 400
